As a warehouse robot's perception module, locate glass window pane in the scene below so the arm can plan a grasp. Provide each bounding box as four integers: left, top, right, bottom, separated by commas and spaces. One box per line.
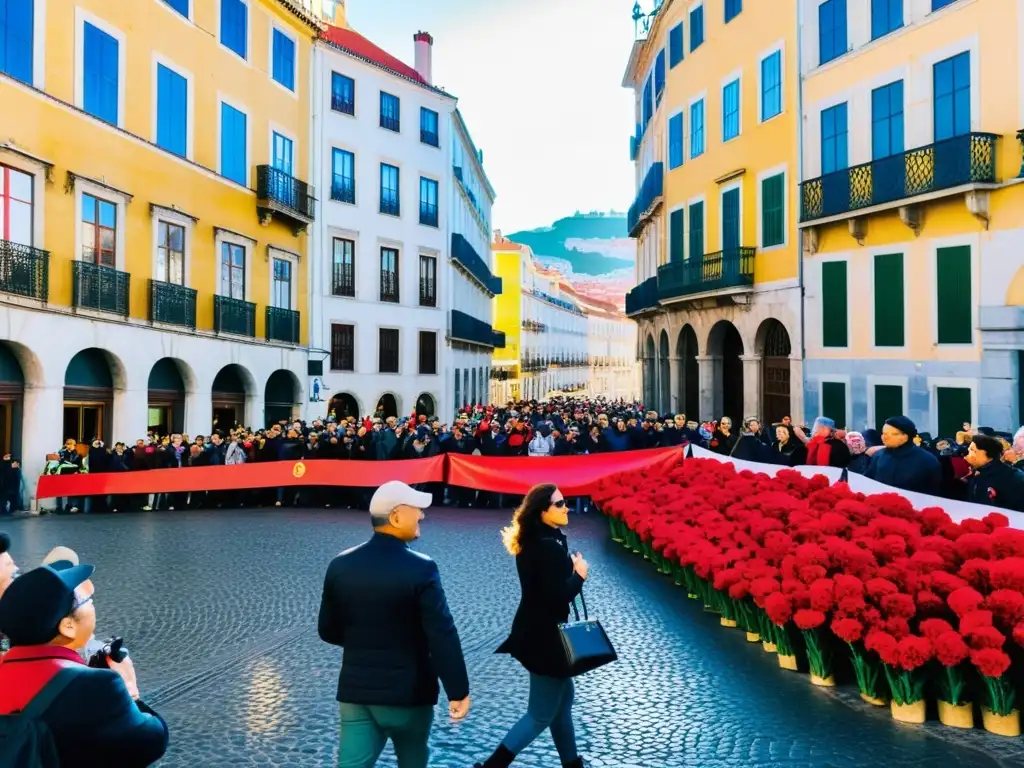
170, 251, 184, 285
82, 195, 96, 223
9, 200, 32, 246
99, 200, 116, 228
9, 170, 32, 202
156, 247, 167, 280
169, 224, 184, 251
232, 245, 244, 267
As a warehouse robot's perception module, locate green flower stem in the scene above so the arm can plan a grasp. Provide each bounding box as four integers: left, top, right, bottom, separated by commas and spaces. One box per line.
716, 591, 736, 620
938, 665, 967, 707
756, 610, 774, 642
883, 665, 926, 706
981, 675, 1018, 717
849, 645, 881, 699
802, 629, 832, 679
773, 623, 794, 656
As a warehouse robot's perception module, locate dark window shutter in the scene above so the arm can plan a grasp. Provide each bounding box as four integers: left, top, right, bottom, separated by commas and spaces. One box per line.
821, 381, 846, 428
936, 245, 971, 344
937, 386, 971, 437
873, 252, 904, 346
761, 174, 784, 247
821, 260, 848, 347
874, 384, 903, 432
670, 209, 685, 262
688, 202, 704, 260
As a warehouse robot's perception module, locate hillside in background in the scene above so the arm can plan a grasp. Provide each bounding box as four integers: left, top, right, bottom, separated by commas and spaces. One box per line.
507, 212, 633, 277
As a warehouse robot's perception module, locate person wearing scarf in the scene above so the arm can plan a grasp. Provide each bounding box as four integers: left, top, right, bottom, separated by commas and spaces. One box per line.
804, 417, 851, 468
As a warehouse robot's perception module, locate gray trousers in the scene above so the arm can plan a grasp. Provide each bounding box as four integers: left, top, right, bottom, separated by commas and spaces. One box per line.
338, 702, 433, 768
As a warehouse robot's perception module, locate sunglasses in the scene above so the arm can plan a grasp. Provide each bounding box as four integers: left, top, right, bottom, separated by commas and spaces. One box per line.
552, 499, 566, 509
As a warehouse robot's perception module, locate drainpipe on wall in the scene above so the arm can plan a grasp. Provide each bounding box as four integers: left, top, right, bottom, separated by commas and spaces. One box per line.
795, 1, 807, 424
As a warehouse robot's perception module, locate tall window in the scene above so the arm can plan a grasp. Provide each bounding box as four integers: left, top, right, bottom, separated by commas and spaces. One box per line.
668, 113, 683, 169
380, 163, 400, 216
331, 72, 355, 115
725, 0, 742, 22
0, 0, 34, 85
332, 237, 355, 297
331, 149, 355, 203
420, 107, 439, 146
419, 254, 437, 307
0, 165, 33, 246
689, 99, 705, 158
220, 242, 245, 299
156, 221, 184, 284
690, 4, 704, 51
419, 177, 438, 227
760, 50, 782, 121
380, 92, 400, 131
821, 260, 848, 347
654, 50, 666, 103
688, 201, 704, 261
669, 208, 684, 262
871, 80, 904, 160
821, 102, 849, 174
220, 102, 247, 185
873, 253, 905, 347
330, 324, 354, 371
722, 79, 740, 141
272, 131, 293, 175
380, 247, 399, 302
818, 0, 847, 66
272, 257, 291, 309
271, 28, 295, 91
936, 246, 972, 344
669, 23, 683, 67
83, 22, 119, 125
870, 0, 902, 41
379, 328, 399, 374
934, 52, 970, 141
761, 173, 785, 248
82, 194, 116, 266
156, 64, 187, 157
220, 0, 247, 59
418, 331, 437, 375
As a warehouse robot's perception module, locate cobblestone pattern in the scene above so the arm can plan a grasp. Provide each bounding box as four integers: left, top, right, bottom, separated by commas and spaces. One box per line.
5, 509, 1023, 767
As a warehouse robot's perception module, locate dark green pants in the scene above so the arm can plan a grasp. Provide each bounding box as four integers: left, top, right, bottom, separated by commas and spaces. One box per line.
337, 702, 433, 768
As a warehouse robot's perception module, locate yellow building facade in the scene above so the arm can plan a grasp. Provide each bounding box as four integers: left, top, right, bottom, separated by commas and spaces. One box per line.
625, 0, 803, 427
491, 237, 525, 403
0, 0, 319, 500
799, 0, 1024, 436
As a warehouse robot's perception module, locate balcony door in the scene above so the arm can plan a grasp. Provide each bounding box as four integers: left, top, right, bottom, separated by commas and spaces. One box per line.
722, 188, 740, 253
271, 132, 294, 207
1, 165, 33, 246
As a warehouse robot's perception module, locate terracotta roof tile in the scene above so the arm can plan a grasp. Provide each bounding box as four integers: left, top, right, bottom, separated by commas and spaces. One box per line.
321, 25, 426, 87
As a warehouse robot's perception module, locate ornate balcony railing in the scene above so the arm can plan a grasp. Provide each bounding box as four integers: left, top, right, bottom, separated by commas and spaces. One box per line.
380, 270, 399, 303
451, 233, 502, 295
419, 278, 436, 307
521, 320, 547, 333
0, 240, 48, 301
331, 179, 355, 204
450, 309, 498, 348
332, 263, 355, 297
266, 306, 300, 344
380, 197, 400, 217
72, 261, 129, 315
419, 203, 438, 227
627, 162, 664, 237
213, 295, 256, 337
380, 114, 400, 132
800, 132, 999, 222
658, 248, 755, 301
149, 279, 197, 329
256, 165, 315, 229
625, 276, 659, 316
421, 129, 439, 147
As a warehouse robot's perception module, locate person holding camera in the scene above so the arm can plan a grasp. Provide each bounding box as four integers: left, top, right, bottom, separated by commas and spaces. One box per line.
0, 562, 168, 767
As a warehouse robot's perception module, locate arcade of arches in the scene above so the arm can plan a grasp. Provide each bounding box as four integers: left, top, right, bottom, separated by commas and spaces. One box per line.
640, 318, 796, 427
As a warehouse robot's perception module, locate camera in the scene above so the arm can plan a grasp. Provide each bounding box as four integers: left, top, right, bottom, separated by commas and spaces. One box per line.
87, 637, 129, 668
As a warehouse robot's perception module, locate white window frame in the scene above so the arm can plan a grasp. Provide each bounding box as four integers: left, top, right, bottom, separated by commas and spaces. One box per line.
916, 36, 981, 145
928, 232, 979, 351
268, 246, 299, 310
328, 319, 358, 373
150, 205, 194, 287
327, 226, 359, 300
0, 150, 47, 250
756, 163, 788, 251
866, 246, 909, 355
74, 178, 128, 272
150, 53, 196, 161
719, 180, 743, 252
927, 376, 978, 437
757, 39, 786, 124
213, 228, 254, 299
687, 90, 707, 159
816, 374, 852, 431
74, 7, 128, 129
269, 122, 299, 175
216, 94, 251, 185
216, 0, 250, 63
28, 0, 48, 90
685, 193, 707, 261
815, 253, 852, 353
866, 374, 910, 434
154, 0, 193, 23
720, 68, 743, 143
268, 20, 299, 98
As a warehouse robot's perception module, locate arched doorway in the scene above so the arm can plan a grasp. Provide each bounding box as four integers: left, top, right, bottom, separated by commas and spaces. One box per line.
376, 393, 398, 419
707, 321, 744, 426
265, 370, 301, 428
416, 393, 435, 418
758, 319, 792, 427
643, 334, 656, 408
64, 348, 117, 447
329, 392, 359, 421
658, 330, 670, 414
147, 358, 187, 436
0, 343, 25, 458
211, 364, 251, 432
676, 325, 699, 421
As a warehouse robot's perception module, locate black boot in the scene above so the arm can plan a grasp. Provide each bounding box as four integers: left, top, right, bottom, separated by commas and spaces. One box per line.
562, 760, 585, 768
473, 744, 516, 768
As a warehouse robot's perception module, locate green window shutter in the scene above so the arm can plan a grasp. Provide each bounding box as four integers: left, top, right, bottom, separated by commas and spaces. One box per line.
936, 246, 972, 344
821, 381, 846, 428
874, 384, 903, 433
761, 173, 784, 247
873, 253, 905, 347
937, 387, 972, 438
821, 260, 848, 347
669, 209, 685, 262
688, 202, 704, 260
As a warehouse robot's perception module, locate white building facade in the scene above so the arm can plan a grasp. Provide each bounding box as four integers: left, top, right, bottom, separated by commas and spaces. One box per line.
573, 295, 639, 402
520, 266, 589, 401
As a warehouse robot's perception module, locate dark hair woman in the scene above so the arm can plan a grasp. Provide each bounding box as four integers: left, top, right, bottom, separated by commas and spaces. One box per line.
474, 483, 588, 768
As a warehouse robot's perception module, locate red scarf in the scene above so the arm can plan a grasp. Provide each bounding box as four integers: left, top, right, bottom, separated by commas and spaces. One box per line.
806, 435, 832, 466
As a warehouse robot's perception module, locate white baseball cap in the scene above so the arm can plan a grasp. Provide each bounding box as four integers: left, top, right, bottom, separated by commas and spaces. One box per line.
369, 481, 433, 520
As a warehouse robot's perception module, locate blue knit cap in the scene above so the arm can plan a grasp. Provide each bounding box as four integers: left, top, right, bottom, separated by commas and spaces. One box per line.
812, 416, 835, 432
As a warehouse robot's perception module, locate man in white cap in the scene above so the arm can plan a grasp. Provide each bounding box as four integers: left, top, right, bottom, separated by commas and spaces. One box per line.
318, 480, 470, 768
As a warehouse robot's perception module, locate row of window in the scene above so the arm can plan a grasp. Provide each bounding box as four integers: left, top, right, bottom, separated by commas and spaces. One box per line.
454, 366, 493, 412
330, 72, 440, 148
818, 378, 972, 439
818, 0, 962, 67
329, 150, 439, 225
329, 323, 438, 376
330, 237, 437, 307
819, 245, 971, 350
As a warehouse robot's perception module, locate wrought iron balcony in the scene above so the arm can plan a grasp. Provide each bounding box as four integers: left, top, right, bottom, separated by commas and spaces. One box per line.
0, 240, 48, 301
380, 115, 400, 132
658, 248, 755, 302
450, 309, 499, 348
213, 295, 256, 337
72, 261, 129, 316
800, 132, 999, 222
149, 279, 197, 329
419, 278, 436, 307
332, 94, 354, 116
451, 233, 502, 295
625, 276, 659, 316
331, 179, 355, 204
256, 165, 316, 232
420, 203, 438, 227
627, 162, 664, 237
332, 263, 355, 297
380, 197, 400, 217
266, 306, 300, 344
380, 270, 399, 303
522, 320, 547, 333
421, 129, 439, 147
492, 329, 506, 349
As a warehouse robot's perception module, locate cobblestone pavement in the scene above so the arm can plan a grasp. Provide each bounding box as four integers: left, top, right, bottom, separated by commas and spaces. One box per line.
5, 508, 1024, 767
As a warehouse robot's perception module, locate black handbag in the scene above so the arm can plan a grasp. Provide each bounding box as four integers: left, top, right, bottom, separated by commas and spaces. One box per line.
558, 589, 617, 676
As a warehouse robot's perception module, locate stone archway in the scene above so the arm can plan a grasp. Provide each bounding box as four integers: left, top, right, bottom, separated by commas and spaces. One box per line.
658, 330, 670, 414
416, 393, 435, 418
676, 325, 699, 421
706, 321, 744, 425
212, 363, 256, 432
264, 369, 302, 428
147, 357, 194, 436
329, 392, 359, 421
643, 333, 656, 409
64, 347, 125, 445
756, 318, 793, 427
376, 393, 399, 419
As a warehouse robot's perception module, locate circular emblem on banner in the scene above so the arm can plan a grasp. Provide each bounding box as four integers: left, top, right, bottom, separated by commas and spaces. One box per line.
292, 461, 306, 478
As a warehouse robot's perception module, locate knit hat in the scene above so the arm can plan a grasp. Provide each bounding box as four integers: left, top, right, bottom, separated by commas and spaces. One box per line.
884, 415, 918, 439
812, 416, 835, 432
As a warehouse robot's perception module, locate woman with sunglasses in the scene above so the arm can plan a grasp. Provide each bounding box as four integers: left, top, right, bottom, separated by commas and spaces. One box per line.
475, 483, 588, 768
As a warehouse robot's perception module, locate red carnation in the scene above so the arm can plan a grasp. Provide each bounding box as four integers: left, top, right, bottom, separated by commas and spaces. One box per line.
1014, 622, 1024, 647
916, 590, 945, 617
831, 617, 864, 644
948, 587, 985, 618
989, 558, 1024, 592
933, 631, 971, 667
808, 579, 835, 612
959, 609, 994, 635
959, 559, 991, 591
919, 618, 955, 641
865, 578, 899, 600
834, 574, 865, 600
880, 593, 917, 620
966, 626, 1006, 651
764, 592, 794, 627
798, 564, 828, 584
837, 595, 867, 617
971, 648, 1012, 679
929, 571, 970, 597
884, 617, 911, 639
864, 629, 899, 666
986, 590, 1024, 627
984, 512, 1010, 529
896, 635, 933, 671
794, 609, 827, 631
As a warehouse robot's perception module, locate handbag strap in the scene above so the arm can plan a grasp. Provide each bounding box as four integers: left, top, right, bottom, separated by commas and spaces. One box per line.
569, 588, 588, 623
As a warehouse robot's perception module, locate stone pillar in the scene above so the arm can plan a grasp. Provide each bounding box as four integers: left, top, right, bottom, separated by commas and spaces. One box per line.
113, 386, 149, 444
695, 355, 716, 422
668, 356, 681, 414
21, 384, 64, 511
740, 354, 762, 421
185, 389, 213, 439
248, 393, 266, 430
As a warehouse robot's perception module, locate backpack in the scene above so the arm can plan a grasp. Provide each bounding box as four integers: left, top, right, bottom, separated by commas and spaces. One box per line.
0, 667, 78, 768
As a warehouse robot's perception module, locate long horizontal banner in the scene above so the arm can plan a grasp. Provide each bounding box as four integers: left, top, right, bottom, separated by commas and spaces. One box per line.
446, 446, 684, 496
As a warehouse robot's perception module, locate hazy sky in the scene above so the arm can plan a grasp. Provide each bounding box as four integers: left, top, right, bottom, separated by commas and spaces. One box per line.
346, 0, 638, 234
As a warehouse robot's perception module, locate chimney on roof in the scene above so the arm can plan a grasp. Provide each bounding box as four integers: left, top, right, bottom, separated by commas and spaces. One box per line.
414, 31, 433, 85
494, 229, 502, 241
323, 0, 347, 26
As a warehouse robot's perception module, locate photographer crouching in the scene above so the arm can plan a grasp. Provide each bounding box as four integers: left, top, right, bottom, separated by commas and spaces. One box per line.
0, 560, 168, 766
